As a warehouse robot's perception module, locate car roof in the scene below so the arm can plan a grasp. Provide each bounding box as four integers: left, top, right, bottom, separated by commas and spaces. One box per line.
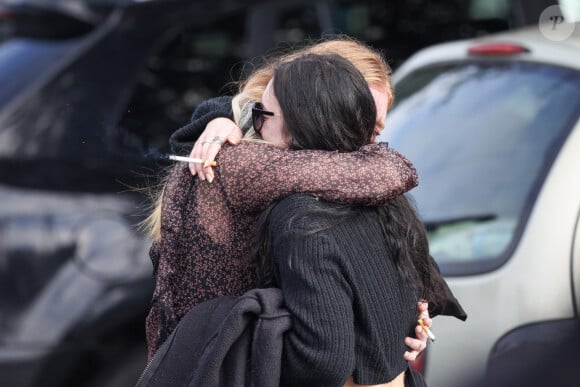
393, 21, 580, 82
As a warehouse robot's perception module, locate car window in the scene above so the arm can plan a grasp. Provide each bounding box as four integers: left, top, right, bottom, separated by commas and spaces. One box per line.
379, 62, 580, 275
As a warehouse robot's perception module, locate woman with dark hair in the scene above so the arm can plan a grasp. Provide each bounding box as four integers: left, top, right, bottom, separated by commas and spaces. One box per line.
144, 38, 462, 362
254, 53, 447, 386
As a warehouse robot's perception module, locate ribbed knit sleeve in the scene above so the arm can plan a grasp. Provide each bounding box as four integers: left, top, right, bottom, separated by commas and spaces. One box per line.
269, 197, 355, 387
169, 96, 234, 154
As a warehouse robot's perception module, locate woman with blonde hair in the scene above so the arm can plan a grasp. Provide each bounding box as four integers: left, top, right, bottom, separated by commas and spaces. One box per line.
145, 36, 466, 361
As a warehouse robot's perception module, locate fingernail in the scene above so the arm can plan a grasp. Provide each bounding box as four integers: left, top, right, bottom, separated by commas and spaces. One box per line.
207, 176, 213, 183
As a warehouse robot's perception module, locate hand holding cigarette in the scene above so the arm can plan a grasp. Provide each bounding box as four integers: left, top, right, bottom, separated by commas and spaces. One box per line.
418, 319, 436, 343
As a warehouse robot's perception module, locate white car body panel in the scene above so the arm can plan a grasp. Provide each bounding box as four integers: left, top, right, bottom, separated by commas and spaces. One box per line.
390, 22, 580, 387
426, 116, 580, 387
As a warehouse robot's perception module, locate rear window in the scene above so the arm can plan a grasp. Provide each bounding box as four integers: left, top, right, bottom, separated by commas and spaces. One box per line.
379, 61, 580, 275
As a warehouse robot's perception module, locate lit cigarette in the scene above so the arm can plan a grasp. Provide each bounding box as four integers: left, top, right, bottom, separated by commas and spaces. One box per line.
418, 319, 436, 343
168, 155, 217, 167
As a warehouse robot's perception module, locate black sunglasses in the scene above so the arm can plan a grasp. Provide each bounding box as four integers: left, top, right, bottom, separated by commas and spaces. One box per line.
251, 102, 277, 134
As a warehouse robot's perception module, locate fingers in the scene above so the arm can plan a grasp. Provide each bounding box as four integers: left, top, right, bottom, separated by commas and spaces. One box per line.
404, 302, 435, 362
417, 300, 432, 327
189, 140, 204, 177
403, 350, 417, 362
189, 118, 241, 180
415, 323, 428, 342
190, 141, 210, 181
201, 137, 225, 182
226, 131, 242, 145
403, 321, 430, 362
404, 334, 427, 361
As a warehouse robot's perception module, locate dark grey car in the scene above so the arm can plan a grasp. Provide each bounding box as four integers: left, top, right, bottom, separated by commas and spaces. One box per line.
0, 1, 331, 385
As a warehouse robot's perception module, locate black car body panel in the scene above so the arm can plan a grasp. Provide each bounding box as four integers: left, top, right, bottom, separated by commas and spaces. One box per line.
0, 1, 271, 386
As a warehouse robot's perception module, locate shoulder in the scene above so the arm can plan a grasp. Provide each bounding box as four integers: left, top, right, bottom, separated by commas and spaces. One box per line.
271, 195, 358, 225
268, 195, 342, 249
271, 194, 320, 214
269, 195, 326, 226
192, 95, 234, 117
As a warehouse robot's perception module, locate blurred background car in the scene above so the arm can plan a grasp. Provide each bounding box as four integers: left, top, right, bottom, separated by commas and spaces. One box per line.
0, 1, 339, 386
0, 0, 574, 385
379, 20, 580, 387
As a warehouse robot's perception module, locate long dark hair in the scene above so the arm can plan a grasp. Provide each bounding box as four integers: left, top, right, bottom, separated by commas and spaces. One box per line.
256, 53, 446, 308
273, 53, 376, 151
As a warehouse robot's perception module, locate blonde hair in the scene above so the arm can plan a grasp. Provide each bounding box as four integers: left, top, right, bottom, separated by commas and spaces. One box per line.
232, 36, 394, 138
146, 36, 394, 240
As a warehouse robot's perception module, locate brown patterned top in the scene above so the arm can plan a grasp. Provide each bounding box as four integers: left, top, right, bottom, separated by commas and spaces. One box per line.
145, 141, 418, 358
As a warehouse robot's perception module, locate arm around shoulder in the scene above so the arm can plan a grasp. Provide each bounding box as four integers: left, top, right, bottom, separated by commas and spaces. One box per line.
218, 142, 418, 212
267, 195, 356, 387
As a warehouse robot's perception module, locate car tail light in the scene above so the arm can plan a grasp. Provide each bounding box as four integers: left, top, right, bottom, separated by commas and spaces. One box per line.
468, 43, 529, 56
410, 346, 427, 374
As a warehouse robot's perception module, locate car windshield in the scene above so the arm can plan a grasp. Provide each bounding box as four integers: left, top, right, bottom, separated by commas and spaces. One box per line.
379, 61, 580, 275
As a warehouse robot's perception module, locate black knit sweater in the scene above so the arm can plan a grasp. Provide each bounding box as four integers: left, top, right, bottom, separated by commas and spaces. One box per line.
268, 194, 419, 387
169, 96, 234, 154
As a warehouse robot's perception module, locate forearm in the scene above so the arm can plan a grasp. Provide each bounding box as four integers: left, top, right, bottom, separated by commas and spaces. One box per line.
218, 142, 418, 211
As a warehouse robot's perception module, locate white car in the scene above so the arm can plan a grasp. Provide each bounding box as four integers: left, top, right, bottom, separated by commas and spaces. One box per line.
378, 21, 580, 386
